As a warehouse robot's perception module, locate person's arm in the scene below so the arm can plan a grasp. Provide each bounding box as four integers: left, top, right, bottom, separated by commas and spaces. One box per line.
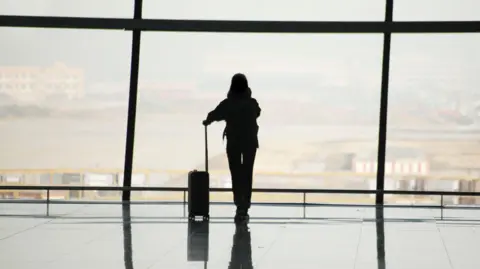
253, 98, 261, 118
204, 99, 228, 125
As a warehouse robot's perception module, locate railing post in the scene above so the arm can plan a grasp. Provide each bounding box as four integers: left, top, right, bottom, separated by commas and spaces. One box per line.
183, 190, 186, 218
46, 189, 50, 216
303, 192, 306, 219
440, 195, 444, 220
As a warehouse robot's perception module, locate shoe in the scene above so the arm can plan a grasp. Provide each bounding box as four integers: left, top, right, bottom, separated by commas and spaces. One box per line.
235, 221, 250, 233
235, 214, 249, 223
244, 210, 250, 221
234, 211, 241, 222
235, 207, 244, 219
234, 208, 249, 223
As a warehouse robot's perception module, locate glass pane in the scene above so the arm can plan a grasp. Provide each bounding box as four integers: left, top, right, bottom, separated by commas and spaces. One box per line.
143, 0, 385, 21
0, 27, 132, 201
394, 0, 480, 21
386, 33, 480, 206
135, 32, 383, 204
0, 0, 133, 18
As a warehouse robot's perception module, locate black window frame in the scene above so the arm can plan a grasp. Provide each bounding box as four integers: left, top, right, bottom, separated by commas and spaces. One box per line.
1, 0, 479, 202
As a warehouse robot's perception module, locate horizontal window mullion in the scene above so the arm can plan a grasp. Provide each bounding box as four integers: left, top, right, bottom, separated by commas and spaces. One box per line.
0, 15, 479, 33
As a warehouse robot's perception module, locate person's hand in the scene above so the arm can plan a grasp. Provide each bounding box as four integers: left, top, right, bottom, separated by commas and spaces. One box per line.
202, 120, 210, 126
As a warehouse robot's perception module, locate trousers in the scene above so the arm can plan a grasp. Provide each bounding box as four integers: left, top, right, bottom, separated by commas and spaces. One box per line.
226, 143, 257, 210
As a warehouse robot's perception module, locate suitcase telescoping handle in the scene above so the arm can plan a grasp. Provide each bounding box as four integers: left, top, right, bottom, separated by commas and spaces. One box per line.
204, 125, 208, 172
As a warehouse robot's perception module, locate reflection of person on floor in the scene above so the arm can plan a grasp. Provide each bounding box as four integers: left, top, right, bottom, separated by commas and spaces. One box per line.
228, 222, 253, 269
203, 73, 261, 221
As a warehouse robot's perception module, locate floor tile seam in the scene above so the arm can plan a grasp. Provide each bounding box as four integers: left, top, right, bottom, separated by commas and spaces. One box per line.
1, 259, 58, 264
18, 205, 103, 260
353, 218, 365, 269
45, 204, 90, 220
251, 223, 288, 268
0, 217, 56, 241
434, 217, 456, 269
35, 225, 124, 262
145, 235, 198, 269
0, 204, 90, 240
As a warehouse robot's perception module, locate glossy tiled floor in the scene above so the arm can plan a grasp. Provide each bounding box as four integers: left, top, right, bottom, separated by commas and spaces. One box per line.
0, 203, 479, 269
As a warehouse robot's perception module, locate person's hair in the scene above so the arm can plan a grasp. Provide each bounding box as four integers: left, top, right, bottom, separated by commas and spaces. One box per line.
227, 73, 249, 99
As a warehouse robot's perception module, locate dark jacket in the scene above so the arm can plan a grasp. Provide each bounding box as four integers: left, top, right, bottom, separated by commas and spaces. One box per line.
206, 95, 261, 148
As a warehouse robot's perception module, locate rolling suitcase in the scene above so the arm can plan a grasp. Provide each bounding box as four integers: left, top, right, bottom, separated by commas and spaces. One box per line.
188, 125, 210, 221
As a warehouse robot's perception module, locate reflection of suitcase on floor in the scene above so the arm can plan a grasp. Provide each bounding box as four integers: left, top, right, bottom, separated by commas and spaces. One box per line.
188, 126, 210, 221
187, 220, 210, 262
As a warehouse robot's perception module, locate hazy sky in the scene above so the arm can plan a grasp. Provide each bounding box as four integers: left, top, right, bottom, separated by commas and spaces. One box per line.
0, 1, 479, 171
0, 1, 479, 99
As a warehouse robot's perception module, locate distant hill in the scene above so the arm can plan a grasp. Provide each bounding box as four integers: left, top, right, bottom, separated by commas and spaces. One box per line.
0, 105, 52, 118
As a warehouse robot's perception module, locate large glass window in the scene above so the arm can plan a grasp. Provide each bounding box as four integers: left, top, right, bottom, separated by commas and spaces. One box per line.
0, 0, 132, 18
0, 27, 131, 200
386, 34, 480, 205
1, 0, 478, 205
133, 32, 383, 204
143, 0, 385, 21
394, 0, 480, 21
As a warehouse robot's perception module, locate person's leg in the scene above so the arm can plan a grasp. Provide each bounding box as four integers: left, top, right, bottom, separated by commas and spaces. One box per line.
226, 144, 242, 210
241, 147, 257, 212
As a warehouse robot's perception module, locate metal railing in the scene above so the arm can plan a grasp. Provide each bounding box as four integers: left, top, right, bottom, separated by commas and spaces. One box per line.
1, 185, 479, 219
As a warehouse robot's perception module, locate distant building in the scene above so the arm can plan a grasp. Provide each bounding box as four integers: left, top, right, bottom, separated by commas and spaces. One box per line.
90, 80, 195, 97
353, 147, 429, 176
0, 62, 84, 103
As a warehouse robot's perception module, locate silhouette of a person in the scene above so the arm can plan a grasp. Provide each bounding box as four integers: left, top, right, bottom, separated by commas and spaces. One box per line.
228, 222, 253, 269
203, 73, 261, 220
